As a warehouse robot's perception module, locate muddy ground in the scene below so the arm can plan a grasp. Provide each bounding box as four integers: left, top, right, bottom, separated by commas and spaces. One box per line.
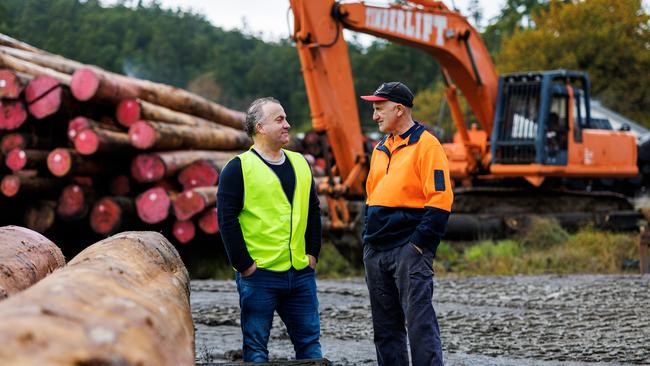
192, 274, 650, 365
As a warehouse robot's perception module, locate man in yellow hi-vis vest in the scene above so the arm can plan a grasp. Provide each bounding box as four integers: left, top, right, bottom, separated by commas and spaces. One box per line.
217, 97, 322, 362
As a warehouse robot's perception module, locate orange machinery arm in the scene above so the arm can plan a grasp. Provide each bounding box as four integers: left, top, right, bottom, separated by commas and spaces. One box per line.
290, 0, 499, 194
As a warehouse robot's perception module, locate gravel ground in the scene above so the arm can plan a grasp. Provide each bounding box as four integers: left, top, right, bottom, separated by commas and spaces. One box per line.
192, 274, 650, 365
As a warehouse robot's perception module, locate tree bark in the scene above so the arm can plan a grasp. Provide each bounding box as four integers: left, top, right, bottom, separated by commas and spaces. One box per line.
72, 67, 245, 129
0, 69, 32, 98
0, 231, 194, 365
5, 148, 49, 172
128, 120, 250, 150
0, 174, 64, 198
0, 225, 64, 300
117, 98, 245, 130
74, 125, 133, 156
130, 150, 235, 183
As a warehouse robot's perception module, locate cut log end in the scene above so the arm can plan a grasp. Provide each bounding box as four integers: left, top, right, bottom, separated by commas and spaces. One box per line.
131, 154, 165, 183
70, 67, 100, 101
1, 175, 20, 197
198, 208, 219, 234
0, 99, 28, 130
25, 75, 62, 119
5, 148, 27, 171
116, 99, 141, 127
0, 69, 23, 98
74, 129, 99, 155
128, 121, 156, 149
90, 198, 121, 235
173, 190, 206, 221
173, 220, 195, 244
1, 133, 26, 153
47, 148, 72, 177
67, 116, 90, 141
178, 160, 219, 190
57, 184, 87, 219
135, 187, 170, 224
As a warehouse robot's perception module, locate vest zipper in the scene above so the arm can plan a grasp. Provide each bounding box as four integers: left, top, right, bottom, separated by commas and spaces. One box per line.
386, 144, 407, 174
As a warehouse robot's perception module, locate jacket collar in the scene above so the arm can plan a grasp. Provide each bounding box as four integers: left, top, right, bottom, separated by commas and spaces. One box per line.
375, 121, 426, 155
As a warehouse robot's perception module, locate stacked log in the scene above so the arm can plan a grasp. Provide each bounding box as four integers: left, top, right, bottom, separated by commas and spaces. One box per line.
0, 33, 248, 246
0, 231, 194, 365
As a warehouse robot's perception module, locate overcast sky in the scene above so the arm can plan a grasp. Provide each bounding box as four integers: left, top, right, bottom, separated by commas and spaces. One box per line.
108, 0, 504, 44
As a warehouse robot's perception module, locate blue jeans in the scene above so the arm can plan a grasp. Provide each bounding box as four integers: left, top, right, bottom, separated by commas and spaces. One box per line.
235, 266, 322, 362
364, 243, 443, 366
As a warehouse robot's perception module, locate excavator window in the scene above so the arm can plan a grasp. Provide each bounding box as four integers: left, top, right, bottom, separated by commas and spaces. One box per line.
546, 94, 569, 165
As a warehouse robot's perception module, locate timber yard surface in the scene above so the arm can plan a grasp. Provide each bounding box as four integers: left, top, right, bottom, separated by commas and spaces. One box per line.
192, 275, 650, 365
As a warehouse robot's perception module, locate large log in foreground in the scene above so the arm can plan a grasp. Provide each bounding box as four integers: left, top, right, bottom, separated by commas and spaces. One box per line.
0, 231, 194, 365
0, 225, 65, 300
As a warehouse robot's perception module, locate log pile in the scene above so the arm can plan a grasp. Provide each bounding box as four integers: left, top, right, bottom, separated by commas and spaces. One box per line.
0, 33, 249, 246
0, 230, 194, 365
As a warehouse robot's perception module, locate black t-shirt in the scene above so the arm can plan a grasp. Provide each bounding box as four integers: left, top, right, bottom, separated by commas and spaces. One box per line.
217, 150, 321, 272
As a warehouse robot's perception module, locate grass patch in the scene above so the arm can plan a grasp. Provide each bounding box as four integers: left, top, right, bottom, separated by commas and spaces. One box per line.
316, 242, 364, 278
435, 225, 639, 276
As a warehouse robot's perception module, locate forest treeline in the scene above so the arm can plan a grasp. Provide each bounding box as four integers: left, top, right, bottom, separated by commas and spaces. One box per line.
1, 0, 648, 134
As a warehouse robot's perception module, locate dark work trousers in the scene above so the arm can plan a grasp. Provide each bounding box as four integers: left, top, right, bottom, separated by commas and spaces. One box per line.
235, 267, 322, 362
364, 243, 443, 366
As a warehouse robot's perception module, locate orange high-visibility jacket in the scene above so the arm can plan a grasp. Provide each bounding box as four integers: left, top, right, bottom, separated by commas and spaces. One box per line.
364, 122, 453, 253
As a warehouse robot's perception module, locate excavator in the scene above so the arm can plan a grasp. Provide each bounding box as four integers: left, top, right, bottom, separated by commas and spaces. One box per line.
288, 0, 644, 263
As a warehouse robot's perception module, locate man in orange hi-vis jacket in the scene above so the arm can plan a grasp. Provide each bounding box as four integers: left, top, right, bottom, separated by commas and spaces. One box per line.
361, 81, 453, 366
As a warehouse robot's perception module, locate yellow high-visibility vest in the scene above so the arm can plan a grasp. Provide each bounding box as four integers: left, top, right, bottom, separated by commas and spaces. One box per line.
238, 148, 312, 271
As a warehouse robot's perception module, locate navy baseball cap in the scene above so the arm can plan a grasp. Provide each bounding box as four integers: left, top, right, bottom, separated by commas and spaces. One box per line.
361, 81, 414, 107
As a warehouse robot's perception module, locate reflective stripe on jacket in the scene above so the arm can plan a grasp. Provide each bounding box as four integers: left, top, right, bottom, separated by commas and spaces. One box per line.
364, 122, 453, 252
239, 149, 312, 271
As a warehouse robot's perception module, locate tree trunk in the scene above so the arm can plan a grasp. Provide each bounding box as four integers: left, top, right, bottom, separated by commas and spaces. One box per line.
198, 207, 219, 234
74, 125, 133, 156
0, 69, 32, 98
172, 220, 195, 244
67, 115, 121, 142
135, 186, 171, 224
22, 200, 57, 233
47, 148, 120, 177
0, 174, 64, 198
5, 148, 49, 172
130, 150, 235, 183
178, 159, 220, 190
72, 67, 245, 129
117, 98, 245, 130
173, 186, 218, 221
0, 225, 64, 300
0, 231, 194, 365
1, 132, 55, 154
128, 120, 250, 150
56, 184, 94, 221
90, 196, 135, 235
0, 99, 28, 130
0, 53, 71, 85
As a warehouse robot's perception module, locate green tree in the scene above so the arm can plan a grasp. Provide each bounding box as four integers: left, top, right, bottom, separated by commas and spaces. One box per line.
497, 0, 650, 127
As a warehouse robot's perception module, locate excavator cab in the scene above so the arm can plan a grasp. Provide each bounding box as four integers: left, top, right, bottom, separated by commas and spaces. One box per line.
489, 70, 637, 184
